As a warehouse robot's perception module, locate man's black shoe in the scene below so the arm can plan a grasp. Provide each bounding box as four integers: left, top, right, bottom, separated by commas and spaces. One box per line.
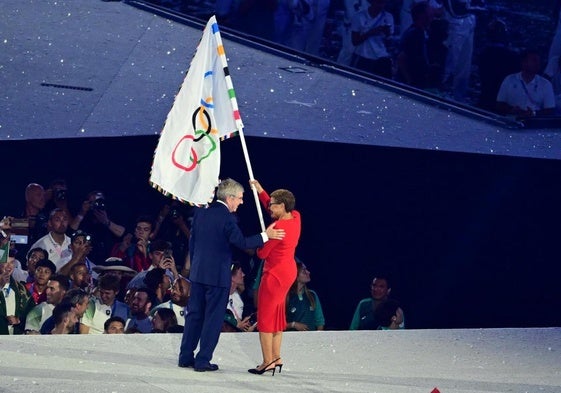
178, 362, 194, 368
194, 363, 219, 372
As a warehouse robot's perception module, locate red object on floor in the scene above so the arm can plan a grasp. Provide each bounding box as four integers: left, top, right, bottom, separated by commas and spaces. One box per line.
431, 388, 441, 393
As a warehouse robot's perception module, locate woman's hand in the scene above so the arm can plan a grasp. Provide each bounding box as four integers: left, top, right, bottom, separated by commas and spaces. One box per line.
292, 321, 309, 331
249, 179, 264, 194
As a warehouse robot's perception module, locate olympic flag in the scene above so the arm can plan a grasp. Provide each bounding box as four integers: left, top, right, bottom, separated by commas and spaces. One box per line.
150, 16, 243, 206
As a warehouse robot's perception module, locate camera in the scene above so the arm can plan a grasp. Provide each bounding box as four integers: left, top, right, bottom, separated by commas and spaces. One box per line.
170, 209, 180, 219
55, 189, 67, 201
11, 218, 29, 228
249, 313, 257, 325
92, 198, 106, 211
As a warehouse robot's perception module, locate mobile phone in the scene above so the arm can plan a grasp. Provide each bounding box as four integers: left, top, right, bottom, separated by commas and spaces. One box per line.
10, 234, 28, 245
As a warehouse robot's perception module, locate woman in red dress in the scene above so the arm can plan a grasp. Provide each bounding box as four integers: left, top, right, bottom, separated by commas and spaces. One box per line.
248, 180, 300, 375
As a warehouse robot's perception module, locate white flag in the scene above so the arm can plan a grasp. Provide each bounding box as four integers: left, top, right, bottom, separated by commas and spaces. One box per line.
150, 16, 243, 206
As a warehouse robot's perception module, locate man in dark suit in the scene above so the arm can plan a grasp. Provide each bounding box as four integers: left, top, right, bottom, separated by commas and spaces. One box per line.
178, 178, 285, 372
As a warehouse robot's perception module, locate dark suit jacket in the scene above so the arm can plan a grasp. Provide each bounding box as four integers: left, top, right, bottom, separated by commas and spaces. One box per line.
189, 202, 264, 288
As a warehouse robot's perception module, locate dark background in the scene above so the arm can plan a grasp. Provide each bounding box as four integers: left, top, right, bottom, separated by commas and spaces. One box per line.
3, 135, 561, 330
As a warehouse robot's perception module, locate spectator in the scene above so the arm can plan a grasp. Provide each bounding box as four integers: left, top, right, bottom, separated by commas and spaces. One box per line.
350, 275, 405, 330
111, 215, 153, 272
150, 276, 190, 327
24, 258, 56, 306
69, 262, 93, 293
337, 0, 368, 65
350, 0, 395, 79
20, 183, 49, 251
151, 202, 191, 272
288, 0, 331, 56
15, 247, 48, 284
286, 261, 325, 331
80, 274, 129, 334
0, 254, 29, 335
477, 18, 519, 112
57, 230, 97, 281
272, 0, 294, 46
40, 288, 90, 334
375, 298, 404, 329
44, 179, 74, 225
399, 0, 442, 36
426, 14, 449, 89
125, 287, 154, 333
396, 1, 434, 89
104, 316, 126, 334
50, 303, 78, 334
28, 208, 71, 269
70, 190, 125, 264
144, 267, 172, 306
126, 239, 176, 290
223, 262, 255, 332
545, 55, 561, 115
92, 257, 137, 301
23, 183, 47, 223
496, 49, 556, 117
24, 274, 69, 334
441, 0, 477, 102
545, 3, 561, 82
151, 307, 179, 333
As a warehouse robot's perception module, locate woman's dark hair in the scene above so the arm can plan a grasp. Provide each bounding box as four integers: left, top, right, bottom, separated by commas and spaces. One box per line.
270, 189, 296, 212
375, 299, 401, 328
288, 261, 315, 310
153, 308, 178, 332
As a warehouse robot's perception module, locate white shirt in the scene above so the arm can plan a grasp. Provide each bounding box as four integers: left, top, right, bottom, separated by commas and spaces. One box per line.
29, 233, 71, 267
497, 72, 556, 112
227, 291, 244, 321
351, 9, 394, 60
151, 300, 186, 326
2, 283, 16, 335
25, 302, 54, 332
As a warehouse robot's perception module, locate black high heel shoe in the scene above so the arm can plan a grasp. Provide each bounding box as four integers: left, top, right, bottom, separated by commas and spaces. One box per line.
275, 363, 283, 374
248, 358, 280, 376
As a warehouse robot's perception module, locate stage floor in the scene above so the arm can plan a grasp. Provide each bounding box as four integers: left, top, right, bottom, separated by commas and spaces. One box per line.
1, 328, 560, 393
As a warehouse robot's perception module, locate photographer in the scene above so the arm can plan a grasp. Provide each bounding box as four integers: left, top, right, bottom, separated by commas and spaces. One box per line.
110, 215, 153, 272
222, 262, 256, 333
44, 179, 74, 224
57, 230, 97, 283
71, 190, 125, 265
126, 239, 177, 290
150, 201, 191, 274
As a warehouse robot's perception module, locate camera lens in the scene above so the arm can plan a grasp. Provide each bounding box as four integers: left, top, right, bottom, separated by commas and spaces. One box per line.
55, 189, 67, 200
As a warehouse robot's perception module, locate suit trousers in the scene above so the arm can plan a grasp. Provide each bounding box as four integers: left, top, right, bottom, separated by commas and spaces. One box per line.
178, 282, 229, 367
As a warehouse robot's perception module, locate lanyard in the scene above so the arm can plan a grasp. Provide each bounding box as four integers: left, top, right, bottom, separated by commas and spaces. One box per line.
519, 78, 538, 107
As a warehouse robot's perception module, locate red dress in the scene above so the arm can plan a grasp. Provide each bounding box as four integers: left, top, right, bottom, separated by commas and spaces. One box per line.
256, 191, 300, 333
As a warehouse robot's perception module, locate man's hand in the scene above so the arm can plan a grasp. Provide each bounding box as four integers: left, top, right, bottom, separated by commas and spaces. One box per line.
266, 222, 285, 240
237, 315, 252, 331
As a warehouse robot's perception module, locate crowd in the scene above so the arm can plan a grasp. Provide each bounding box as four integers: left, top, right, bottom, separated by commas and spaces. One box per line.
153, 0, 561, 118
0, 180, 404, 338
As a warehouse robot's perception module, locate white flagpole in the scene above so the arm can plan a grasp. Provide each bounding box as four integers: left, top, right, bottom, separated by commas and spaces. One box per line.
238, 127, 266, 232
210, 16, 265, 232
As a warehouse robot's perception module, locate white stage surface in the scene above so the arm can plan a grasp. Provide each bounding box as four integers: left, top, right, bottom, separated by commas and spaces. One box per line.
1, 328, 560, 393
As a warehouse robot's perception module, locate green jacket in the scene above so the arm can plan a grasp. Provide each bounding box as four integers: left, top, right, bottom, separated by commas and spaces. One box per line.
0, 277, 30, 335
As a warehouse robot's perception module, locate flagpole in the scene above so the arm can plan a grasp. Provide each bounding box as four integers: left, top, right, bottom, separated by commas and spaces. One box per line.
237, 127, 266, 232
208, 16, 265, 232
